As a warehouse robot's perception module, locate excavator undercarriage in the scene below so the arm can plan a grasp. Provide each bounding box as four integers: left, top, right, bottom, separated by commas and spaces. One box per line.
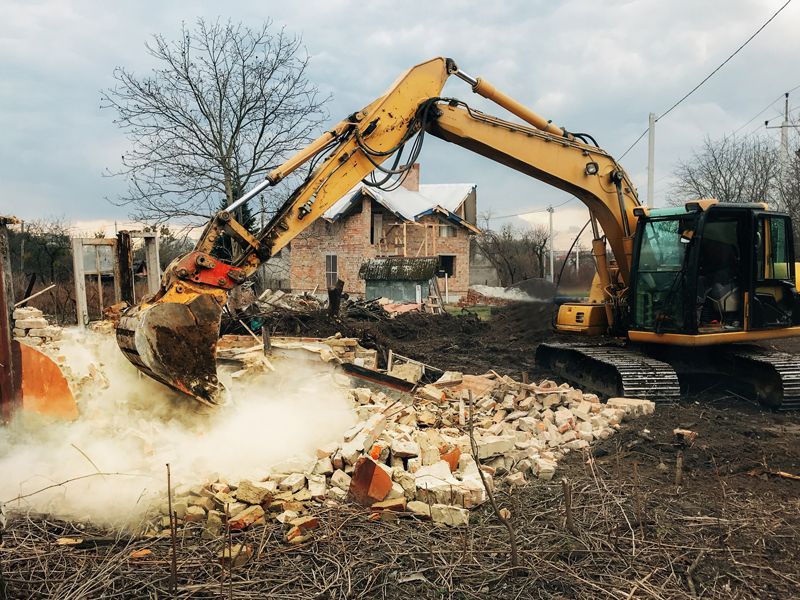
537, 341, 800, 410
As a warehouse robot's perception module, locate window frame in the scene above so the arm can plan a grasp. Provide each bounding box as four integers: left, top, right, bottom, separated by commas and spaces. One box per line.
756, 215, 794, 282
325, 254, 338, 288
438, 254, 456, 277
438, 223, 457, 238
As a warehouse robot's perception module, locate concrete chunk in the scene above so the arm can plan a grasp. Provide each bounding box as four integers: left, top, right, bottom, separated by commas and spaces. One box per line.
330, 469, 352, 491
431, 504, 469, 527
12, 307, 43, 320
390, 438, 420, 458
607, 397, 656, 419
278, 473, 306, 493
235, 480, 274, 505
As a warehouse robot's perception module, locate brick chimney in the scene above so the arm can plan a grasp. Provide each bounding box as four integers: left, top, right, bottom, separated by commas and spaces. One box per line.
401, 163, 420, 192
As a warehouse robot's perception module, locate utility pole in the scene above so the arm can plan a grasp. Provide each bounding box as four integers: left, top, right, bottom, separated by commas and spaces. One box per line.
647, 112, 656, 208
766, 92, 791, 174
547, 205, 554, 283
781, 92, 790, 166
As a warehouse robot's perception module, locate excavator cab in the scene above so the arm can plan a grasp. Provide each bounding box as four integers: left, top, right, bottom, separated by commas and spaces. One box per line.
629, 201, 800, 342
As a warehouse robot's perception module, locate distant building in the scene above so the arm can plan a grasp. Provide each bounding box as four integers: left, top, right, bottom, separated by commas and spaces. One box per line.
286, 163, 480, 301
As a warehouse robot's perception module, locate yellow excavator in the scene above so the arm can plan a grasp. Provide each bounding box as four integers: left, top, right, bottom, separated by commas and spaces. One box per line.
116, 57, 800, 409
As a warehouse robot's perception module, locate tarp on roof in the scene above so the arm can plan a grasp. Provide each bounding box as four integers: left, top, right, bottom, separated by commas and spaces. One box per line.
359, 256, 440, 281
323, 182, 478, 233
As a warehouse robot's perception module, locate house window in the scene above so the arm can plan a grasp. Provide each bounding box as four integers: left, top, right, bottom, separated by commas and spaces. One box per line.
371, 213, 383, 245
439, 223, 457, 238
325, 254, 338, 288
438, 255, 456, 277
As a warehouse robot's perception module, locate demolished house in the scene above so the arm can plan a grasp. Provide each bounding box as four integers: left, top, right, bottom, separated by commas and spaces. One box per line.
286, 163, 480, 300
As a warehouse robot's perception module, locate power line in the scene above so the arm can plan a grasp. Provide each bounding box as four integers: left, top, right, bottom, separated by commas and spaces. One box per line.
618, 0, 794, 160
487, 197, 573, 220
731, 84, 800, 136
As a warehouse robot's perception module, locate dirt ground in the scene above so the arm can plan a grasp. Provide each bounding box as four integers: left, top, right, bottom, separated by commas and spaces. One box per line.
3, 302, 799, 598
258, 301, 800, 598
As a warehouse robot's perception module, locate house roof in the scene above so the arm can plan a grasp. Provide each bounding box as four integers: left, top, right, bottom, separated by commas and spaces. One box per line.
323, 182, 480, 233
359, 256, 440, 281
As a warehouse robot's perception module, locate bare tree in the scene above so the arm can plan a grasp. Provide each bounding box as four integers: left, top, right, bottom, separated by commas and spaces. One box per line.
102, 18, 329, 225
8, 218, 75, 323
474, 218, 549, 286
670, 135, 778, 205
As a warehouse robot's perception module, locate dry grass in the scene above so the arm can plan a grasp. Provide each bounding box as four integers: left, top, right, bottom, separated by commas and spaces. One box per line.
2, 451, 797, 599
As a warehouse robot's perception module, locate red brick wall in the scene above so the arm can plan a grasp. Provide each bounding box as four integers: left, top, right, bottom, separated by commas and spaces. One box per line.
290, 196, 472, 299
400, 215, 471, 296
290, 196, 375, 295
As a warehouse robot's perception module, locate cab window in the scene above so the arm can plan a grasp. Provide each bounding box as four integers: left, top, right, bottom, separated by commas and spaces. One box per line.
757, 216, 794, 281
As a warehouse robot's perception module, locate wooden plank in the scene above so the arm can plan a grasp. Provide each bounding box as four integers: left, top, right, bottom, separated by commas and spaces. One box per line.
71, 238, 88, 326
116, 231, 134, 304
0, 220, 21, 422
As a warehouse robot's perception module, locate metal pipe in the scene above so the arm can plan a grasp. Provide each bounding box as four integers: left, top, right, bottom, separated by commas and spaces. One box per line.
466, 77, 569, 138
452, 69, 478, 88
226, 177, 274, 214
227, 126, 344, 214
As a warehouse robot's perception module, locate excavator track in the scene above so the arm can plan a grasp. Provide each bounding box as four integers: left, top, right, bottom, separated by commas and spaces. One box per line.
536, 342, 681, 402
725, 347, 800, 411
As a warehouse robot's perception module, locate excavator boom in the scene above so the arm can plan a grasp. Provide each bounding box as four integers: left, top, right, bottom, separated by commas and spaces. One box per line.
115, 57, 640, 404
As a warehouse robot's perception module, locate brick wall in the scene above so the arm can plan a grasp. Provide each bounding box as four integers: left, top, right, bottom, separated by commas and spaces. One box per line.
290, 194, 473, 299
401, 215, 471, 296
290, 196, 375, 295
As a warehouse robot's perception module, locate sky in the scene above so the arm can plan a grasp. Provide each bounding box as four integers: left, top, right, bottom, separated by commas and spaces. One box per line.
1, 0, 798, 248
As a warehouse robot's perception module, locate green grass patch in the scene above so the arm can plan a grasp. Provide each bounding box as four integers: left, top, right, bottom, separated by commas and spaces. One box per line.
444, 304, 493, 320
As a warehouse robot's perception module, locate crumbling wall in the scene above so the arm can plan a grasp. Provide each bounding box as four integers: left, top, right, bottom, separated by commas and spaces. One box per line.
290, 196, 374, 296
400, 214, 471, 299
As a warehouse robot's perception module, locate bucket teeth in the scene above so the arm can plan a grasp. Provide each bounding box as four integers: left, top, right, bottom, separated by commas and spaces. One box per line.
115, 293, 224, 405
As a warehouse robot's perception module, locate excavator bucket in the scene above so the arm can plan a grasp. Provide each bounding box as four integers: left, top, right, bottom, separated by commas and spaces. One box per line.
116, 292, 225, 405
17, 340, 78, 419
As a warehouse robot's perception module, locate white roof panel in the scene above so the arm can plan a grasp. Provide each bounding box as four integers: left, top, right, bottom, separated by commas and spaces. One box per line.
323, 182, 475, 223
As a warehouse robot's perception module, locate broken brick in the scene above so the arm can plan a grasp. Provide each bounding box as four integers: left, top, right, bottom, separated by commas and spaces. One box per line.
349, 456, 393, 506
228, 505, 265, 530
440, 446, 461, 472
371, 497, 406, 512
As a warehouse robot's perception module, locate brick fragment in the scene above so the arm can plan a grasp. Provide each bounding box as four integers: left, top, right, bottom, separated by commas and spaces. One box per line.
349, 456, 392, 506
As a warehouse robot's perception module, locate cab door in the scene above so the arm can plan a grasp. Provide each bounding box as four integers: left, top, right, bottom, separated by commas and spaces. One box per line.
749, 214, 798, 329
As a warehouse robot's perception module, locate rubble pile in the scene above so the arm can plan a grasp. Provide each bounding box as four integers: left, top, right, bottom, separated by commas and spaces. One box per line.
151, 367, 654, 541
11, 306, 63, 346
217, 333, 378, 370
257, 289, 323, 313
457, 288, 514, 307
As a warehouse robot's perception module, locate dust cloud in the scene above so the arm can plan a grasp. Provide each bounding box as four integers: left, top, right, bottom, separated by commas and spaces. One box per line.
0, 329, 357, 528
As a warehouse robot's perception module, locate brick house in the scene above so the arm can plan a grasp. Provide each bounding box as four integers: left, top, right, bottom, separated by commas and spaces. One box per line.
286, 164, 479, 300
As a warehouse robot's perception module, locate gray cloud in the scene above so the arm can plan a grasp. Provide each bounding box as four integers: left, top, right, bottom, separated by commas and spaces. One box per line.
1, 0, 798, 243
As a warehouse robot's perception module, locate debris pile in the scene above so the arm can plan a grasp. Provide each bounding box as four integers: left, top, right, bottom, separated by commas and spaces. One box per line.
151, 367, 654, 540
257, 289, 323, 313
11, 306, 62, 346
217, 333, 378, 370
458, 288, 514, 307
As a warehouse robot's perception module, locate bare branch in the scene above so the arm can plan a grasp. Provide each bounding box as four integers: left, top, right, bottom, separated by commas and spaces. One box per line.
101, 18, 330, 226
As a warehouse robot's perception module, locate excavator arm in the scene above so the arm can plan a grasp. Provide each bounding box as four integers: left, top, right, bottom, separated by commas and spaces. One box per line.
116, 56, 641, 405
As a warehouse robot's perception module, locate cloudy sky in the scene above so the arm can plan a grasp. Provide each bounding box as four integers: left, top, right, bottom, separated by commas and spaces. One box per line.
1, 0, 798, 246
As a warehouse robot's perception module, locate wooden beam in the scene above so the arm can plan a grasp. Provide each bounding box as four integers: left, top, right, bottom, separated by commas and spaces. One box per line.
116, 231, 134, 305
0, 221, 21, 422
